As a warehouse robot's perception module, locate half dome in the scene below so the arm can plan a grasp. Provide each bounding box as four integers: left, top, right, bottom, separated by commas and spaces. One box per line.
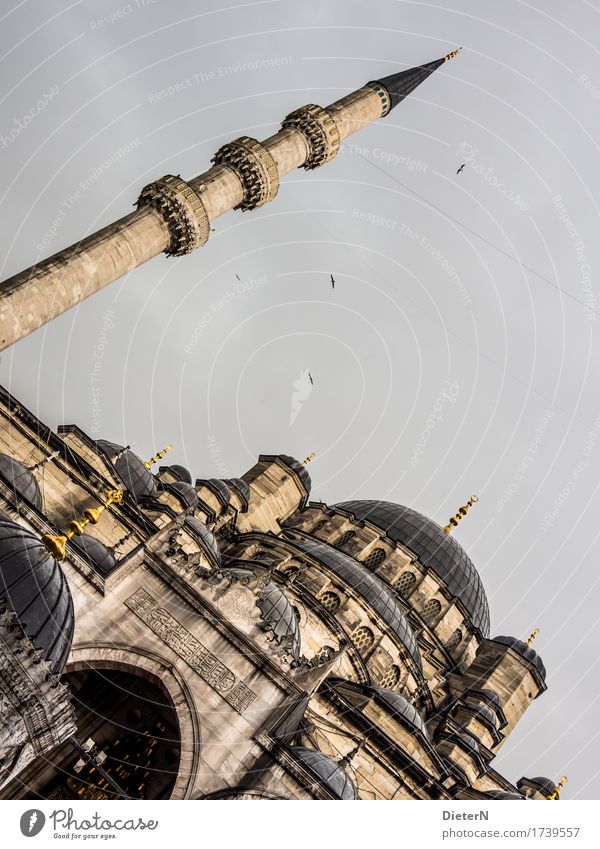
96, 440, 158, 502
0, 454, 42, 509
291, 746, 357, 800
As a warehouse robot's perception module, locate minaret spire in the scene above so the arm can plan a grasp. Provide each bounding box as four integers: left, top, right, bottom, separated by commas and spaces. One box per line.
0, 51, 460, 350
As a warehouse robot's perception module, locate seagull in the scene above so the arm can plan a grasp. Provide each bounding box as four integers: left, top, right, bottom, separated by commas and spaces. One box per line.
235, 274, 240, 280
456, 164, 465, 174
330, 274, 335, 288
308, 372, 314, 385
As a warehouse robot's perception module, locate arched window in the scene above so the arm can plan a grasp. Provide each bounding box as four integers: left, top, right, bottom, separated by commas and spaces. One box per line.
318, 591, 341, 615
337, 530, 355, 547
363, 547, 386, 570
445, 628, 463, 651
379, 664, 401, 690
352, 625, 375, 655
396, 571, 416, 597
422, 598, 442, 624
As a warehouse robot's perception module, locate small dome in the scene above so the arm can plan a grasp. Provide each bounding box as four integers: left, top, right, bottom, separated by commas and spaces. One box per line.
453, 729, 481, 755
96, 440, 157, 502
222, 478, 250, 509
196, 479, 231, 512
493, 636, 546, 681
335, 501, 490, 636
291, 746, 357, 800
485, 791, 526, 800
0, 518, 74, 674
0, 454, 42, 509
517, 776, 555, 796
470, 702, 499, 730
184, 516, 221, 566
70, 534, 116, 577
167, 464, 192, 484
169, 481, 198, 510
256, 582, 301, 663
372, 688, 429, 739
292, 537, 422, 671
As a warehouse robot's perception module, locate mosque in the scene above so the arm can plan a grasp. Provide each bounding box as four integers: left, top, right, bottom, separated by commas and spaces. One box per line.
0, 49, 562, 800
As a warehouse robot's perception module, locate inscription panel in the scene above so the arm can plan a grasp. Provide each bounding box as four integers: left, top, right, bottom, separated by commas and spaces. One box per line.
125, 587, 257, 714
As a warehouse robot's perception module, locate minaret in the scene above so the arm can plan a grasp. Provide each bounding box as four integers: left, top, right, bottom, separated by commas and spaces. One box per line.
0, 50, 460, 350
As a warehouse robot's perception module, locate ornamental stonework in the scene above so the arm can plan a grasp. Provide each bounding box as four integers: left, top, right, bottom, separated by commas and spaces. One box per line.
137, 174, 210, 256
281, 104, 341, 169
211, 136, 279, 210
125, 587, 257, 714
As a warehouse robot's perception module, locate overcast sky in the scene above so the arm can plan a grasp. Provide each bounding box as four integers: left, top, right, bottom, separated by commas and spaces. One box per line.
1, 0, 599, 798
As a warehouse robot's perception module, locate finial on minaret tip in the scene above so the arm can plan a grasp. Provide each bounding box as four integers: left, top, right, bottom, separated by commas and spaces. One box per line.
443, 495, 478, 534
444, 47, 462, 61
527, 628, 540, 648
29, 451, 60, 473
548, 776, 567, 800
301, 452, 316, 467
144, 443, 173, 469
42, 489, 123, 560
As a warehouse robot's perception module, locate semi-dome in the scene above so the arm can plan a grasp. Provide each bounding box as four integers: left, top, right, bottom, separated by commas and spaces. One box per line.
166, 464, 192, 484
292, 537, 422, 671
184, 516, 221, 566
256, 582, 301, 663
493, 636, 546, 681
169, 481, 198, 510
196, 478, 231, 512
96, 440, 157, 502
372, 688, 429, 739
0, 454, 42, 509
222, 478, 250, 509
0, 518, 74, 674
70, 534, 116, 577
291, 746, 357, 800
335, 500, 490, 636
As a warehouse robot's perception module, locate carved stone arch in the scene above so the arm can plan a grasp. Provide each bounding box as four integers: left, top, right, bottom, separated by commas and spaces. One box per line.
66, 643, 201, 800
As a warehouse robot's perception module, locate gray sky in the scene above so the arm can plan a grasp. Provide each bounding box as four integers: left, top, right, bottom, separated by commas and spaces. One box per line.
1, 0, 599, 798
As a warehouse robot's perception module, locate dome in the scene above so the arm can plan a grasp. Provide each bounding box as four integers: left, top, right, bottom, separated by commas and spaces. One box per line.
184, 516, 221, 566
166, 464, 192, 484
517, 776, 555, 796
453, 729, 481, 754
196, 479, 231, 512
0, 518, 74, 674
222, 478, 250, 509
70, 534, 117, 577
169, 481, 198, 510
485, 791, 525, 800
292, 537, 422, 671
96, 440, 157, 502
493, 636, 546, 681
291, 747, 357, 800
335, 501, 490, 636
372, 688, 429, 739
0, 454, 42, 509
256, 582, 301, 663
469, 702, 499, 730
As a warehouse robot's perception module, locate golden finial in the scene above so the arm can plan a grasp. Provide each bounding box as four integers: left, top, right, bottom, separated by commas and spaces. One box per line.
548, 776, 567, 800
143, 444, 173, 469
527, 628, 540, 648
301, 452, 316, 466
42, 489, 123, 560
443, 495, 478, 534
29, 450, 60, 473
444, 47, 462, 62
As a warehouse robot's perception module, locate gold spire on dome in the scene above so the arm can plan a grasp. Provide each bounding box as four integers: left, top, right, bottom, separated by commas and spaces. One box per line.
444, 47, 462, 62
548, 776, 567, 800
301, 452, 316, 466
443, 495, 478, 534
144, 444, 173, 469
42, 489, 123, 560
527, 628, 540, 648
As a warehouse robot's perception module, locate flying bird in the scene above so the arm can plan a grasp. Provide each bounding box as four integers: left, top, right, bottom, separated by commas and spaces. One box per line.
330, 274, 335, 288
235, 274, 240, 280
308, 372, 314, 385
456, 164, 465, 174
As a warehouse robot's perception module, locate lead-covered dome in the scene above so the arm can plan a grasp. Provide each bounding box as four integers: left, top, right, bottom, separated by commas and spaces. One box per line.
335, 501, 490, 636
0, 518, 74, 673
96, 440, 157, 502
291, 746, 357, 799
493, 635, 546, 681
372, 688, 429, 738
0, 454, 42, 509
184, 516, 221, 567
70, 534, 117, 577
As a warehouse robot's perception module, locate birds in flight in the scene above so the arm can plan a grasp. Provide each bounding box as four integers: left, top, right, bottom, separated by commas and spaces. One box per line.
456, 163, 465, 174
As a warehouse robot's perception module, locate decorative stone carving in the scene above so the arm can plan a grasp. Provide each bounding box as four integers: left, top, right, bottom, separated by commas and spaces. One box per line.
281, 104, 341, 169
137, 175, 210, 256
211, 136, 279, 210
125, 588, 257, 714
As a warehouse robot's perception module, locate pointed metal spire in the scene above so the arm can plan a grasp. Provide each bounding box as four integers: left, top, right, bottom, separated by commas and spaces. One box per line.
366, 47, 461, 116
527, 628, 540, 648
443, 495, 478, 534
548, 776, 567, 800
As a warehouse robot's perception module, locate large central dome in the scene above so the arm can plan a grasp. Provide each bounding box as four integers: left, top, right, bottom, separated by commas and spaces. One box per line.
335, 500, 490, 636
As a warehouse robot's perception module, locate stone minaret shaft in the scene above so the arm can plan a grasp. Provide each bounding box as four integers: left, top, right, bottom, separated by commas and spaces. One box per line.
0, 50, 459, 350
